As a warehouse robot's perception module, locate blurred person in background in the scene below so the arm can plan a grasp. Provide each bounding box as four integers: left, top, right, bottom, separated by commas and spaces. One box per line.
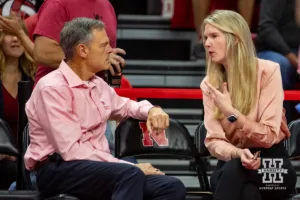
0, 14, 35, 190
256, 0, 300, 123
171, 0, 259, 59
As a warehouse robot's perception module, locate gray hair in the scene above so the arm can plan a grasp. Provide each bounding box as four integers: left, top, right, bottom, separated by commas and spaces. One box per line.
60, 17, 105, 60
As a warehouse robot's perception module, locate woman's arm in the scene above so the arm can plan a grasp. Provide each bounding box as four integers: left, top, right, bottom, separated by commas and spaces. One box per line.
201, 78, 242, 161
16, 29, 34, 58
232, 63, 284, 148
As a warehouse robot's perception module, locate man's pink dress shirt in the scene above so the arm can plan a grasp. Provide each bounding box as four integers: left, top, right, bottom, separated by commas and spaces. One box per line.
24, 61, 153, 170
200, 59, 291, 161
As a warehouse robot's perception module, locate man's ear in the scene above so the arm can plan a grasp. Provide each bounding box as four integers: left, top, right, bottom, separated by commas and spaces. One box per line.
76, 44, 88, 58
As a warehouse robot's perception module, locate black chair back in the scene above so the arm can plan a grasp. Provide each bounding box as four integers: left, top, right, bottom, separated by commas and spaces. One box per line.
0, 118, 18, 156
194, 122, 210, 157
17, 81, 33, 190
115, 117, 211, 191
287, 119, 300, 159
116, 118, 196, 158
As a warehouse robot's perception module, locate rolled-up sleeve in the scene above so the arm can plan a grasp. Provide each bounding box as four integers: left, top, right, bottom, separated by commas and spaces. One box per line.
242, 64, 283, 148
36, 86, 132, 164
108, 86, 154, 121
201, 79, 239, 161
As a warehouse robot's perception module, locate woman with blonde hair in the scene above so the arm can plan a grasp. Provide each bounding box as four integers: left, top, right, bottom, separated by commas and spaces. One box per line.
0, 14, 35, 189
200, 10, 296, 200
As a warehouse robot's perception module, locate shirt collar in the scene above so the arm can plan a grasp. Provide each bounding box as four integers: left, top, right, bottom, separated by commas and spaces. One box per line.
58, 60, 99, 88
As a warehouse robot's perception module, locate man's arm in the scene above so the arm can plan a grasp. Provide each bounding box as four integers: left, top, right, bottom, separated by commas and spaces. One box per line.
237, 0, 255, 27
296, 0, 300, 26
33, 0, 68, 68
35, 85, 131, 164
192, 0, 211, 37
34, 36, 65, 68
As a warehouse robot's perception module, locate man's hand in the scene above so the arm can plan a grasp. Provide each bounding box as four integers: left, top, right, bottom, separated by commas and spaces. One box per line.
135, 163, 165, 175
109, 48, 126, 76
237, 149, 261, 170
286, 52, 298, 70
0, 12, 24, 37
0, 154, 16, 161
147, 107, 169, 134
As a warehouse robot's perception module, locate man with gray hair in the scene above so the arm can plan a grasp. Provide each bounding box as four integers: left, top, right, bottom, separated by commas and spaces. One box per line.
24, 17, 186, 200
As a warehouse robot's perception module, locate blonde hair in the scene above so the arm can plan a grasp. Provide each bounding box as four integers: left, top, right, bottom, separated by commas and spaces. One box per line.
0, 16, 36, 80
201, 10, 257, 119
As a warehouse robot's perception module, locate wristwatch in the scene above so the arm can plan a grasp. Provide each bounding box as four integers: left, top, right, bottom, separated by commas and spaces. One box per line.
227, 114, 238, 123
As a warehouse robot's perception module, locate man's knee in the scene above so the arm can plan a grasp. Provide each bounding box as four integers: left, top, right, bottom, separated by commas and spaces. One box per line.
119, 164, 145, 183
163, 176, 186, 198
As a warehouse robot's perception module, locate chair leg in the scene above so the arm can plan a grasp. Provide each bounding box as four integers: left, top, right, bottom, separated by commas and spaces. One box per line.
194, 157, 211, 191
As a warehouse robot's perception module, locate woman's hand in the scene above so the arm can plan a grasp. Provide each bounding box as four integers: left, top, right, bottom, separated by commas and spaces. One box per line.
237, 149, 261, 170
0, 12, 24, 37
204, 80, 234, 116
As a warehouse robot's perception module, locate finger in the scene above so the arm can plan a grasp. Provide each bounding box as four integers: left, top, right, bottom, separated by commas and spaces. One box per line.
211, 92, 217, 100
109, 65, 115, 76
242, 162, 252, 170
151, 117, 159, 132
164, 114, 169, 128
117, 56, 125, 67
251, 158, 261, 169
112, 54, 123, 72
0, 21, 10, 33
110, 54, 122, 73
156, 116, 164, 132
146, 119, 152, 133
10, 11, 18, 19
223, 82, 229, 94
113, 48, 126, 55
204, 81, 219, 96
150, 168, 165, 175
154, 170, 165, 175
244, 149, 254, 160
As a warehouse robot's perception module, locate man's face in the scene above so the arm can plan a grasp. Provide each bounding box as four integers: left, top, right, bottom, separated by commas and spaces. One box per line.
85, 29, 112, 73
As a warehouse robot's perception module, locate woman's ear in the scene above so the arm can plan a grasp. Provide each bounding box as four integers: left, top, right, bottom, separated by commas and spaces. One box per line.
234, 36, 239, 46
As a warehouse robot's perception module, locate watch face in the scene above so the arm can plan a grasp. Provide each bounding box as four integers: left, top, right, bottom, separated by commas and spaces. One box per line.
228, 115, 237, 123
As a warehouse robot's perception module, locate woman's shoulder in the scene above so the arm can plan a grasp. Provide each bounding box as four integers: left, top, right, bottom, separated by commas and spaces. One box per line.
257, 58, 281, 86
257, 58, 280, 76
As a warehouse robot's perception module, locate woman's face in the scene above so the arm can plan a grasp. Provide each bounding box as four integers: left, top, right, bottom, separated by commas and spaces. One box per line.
203, 24, 227, 66
2, 34, 24, 58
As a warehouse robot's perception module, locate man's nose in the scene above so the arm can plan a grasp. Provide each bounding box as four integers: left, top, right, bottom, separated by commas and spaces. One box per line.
107, 44, 113, 54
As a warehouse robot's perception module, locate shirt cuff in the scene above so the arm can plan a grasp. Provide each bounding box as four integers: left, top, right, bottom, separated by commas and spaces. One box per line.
118, 159, 135, 165
139, 103, 155, 120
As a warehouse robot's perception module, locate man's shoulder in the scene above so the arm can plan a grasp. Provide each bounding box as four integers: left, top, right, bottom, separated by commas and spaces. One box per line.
35, 69, 68, 91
